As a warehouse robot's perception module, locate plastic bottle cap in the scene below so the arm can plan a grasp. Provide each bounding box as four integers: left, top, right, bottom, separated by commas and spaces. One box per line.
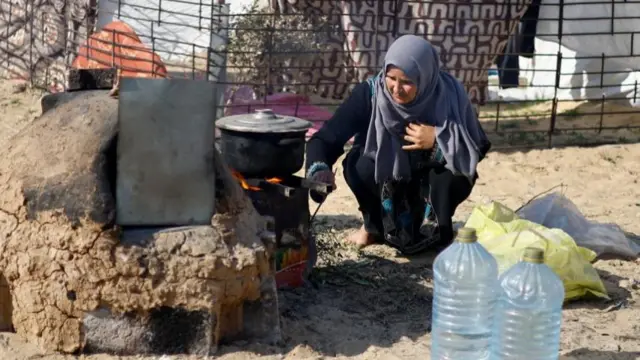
456, 227, 477, 243
522, 247, 545, 264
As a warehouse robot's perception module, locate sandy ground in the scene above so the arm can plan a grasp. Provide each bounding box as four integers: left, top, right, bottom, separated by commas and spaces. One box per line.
1, 80, 639, 360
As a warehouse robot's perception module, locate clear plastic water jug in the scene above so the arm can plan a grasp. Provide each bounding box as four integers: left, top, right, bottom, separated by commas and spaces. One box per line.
490, 247, 565, 360
431, 227, 499, 360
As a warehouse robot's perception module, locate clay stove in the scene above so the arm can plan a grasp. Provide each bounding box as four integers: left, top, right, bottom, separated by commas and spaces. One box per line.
232, 172, 332, 288
215, 109, 333, 289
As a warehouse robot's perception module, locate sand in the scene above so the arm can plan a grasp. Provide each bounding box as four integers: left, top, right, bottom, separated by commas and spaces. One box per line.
1, 79, 639, 360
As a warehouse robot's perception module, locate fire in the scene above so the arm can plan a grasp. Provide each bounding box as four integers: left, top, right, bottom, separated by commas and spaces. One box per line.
231, 170, 282, 191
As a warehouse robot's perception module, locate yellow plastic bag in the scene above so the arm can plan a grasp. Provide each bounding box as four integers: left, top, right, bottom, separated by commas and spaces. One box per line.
464, 202, 608, 302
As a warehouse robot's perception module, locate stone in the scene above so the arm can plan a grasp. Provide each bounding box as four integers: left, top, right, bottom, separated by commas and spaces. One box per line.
116, 78, 218, 226
0, 90, 280, 354
66, 68, 116, 91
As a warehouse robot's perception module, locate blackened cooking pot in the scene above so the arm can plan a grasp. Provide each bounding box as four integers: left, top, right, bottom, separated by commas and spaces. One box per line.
216, 109, 313, 178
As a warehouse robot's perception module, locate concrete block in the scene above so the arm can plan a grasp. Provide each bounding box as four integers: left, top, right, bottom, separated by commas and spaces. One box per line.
66, 68, 116, 91
83, 306, 218, 355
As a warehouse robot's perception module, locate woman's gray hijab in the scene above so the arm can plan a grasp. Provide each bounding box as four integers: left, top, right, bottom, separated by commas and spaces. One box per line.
363, 35, 489, 183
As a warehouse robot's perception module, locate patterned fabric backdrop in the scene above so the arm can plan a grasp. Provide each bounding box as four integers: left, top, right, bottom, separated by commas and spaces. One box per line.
267, 0, 532, 105
1, 0, 531, 103
0, 0, 96, 91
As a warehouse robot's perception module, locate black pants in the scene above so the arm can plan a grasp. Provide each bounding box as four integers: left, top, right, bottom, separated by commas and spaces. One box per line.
343, 147, 475, 247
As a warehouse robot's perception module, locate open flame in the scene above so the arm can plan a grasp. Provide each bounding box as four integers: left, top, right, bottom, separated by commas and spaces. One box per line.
231, 170, 282, 191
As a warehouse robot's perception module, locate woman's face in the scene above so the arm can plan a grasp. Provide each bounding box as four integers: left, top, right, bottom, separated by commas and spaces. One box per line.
385, 66, 418, 105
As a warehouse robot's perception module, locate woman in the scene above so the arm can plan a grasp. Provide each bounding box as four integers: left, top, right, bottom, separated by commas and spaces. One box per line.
306, 35, 491, 255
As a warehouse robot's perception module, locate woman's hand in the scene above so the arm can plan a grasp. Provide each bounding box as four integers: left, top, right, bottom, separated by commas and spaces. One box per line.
403, 123, 436, 150
310, 169, 336, 188
308, 168, 336, 203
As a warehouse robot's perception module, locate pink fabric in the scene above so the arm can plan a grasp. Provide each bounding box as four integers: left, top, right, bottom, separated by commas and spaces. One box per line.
222, 86, 337, 140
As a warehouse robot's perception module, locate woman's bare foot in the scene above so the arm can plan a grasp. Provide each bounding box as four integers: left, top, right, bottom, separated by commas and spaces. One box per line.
346, 225, 376, 248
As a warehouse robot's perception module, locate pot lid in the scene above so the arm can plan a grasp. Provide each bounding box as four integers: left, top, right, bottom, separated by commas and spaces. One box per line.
216, 109, 313, 133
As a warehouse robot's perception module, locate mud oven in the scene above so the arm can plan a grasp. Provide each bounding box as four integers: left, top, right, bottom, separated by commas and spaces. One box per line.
0, 75, 329, 356
110, 80, 331, 355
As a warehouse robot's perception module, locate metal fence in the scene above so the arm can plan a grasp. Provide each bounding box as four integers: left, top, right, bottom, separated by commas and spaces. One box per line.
2, 0, 640, 148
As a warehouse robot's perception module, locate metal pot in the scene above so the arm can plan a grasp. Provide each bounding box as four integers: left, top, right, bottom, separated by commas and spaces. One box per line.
216, 109, 313, 178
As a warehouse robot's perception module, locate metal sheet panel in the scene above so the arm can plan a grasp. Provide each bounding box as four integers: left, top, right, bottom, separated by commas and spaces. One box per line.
116, 78, 217, 226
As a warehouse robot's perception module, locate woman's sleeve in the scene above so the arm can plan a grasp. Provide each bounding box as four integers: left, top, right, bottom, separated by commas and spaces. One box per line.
305, 81, 372, 173
467, 103, 491, 160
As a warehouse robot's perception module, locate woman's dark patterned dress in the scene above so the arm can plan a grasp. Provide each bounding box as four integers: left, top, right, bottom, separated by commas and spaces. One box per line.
366, 76, 446, 254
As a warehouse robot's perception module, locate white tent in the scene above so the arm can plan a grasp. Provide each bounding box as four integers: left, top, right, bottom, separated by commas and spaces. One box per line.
492, 0, 640, 107
96, 0, 238, 65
